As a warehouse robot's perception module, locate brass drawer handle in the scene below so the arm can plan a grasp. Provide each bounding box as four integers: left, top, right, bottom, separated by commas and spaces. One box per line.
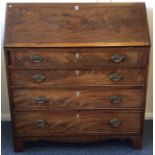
34, 120, 47, 128
34, 96, 46, 104
31, 55, 44, 63
109, 73, 123, 81
111, 54, 124, 63
32, 74, 46, 82
108, 118, 121, 127
109, 96, 121, 104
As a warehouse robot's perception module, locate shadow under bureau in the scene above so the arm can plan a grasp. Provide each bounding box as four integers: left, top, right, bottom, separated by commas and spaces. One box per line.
4, 3, 150, 152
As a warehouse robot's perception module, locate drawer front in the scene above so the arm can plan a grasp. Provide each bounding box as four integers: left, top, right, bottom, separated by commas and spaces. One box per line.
13, 88, 143, 109
11, 69, 144, 86
14, 111, 142, 136
9, 47, 144, 68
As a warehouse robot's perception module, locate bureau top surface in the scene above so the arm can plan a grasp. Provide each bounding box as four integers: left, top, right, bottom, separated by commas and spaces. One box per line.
4, 3, 150, 47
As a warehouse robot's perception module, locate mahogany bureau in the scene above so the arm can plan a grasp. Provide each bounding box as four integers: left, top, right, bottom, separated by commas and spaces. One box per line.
4, 3, 150, 152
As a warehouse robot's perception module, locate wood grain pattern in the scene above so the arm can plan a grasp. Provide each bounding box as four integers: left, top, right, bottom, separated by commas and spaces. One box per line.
4, 3, 150, 151
14, 110, 142, 136
4, 3, 150, 47
8, 47, 145, 69
12, 88, 143, 110
14, 135, 142, 152
10, 69, 144, 86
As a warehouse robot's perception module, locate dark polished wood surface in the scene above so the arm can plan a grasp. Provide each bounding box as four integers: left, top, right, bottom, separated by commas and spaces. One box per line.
14, 110, 142, 136
8, 47, 145, 68
4, 3, 150, 47
12, 88, 143, 110
4, 3, 150, 151
10, 69, 144, 86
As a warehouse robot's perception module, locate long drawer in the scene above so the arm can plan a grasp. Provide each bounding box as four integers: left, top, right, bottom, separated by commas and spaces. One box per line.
10, 69, 144, 86
14, 111, 142, 136
8, 47, 145, 69
12, 88, 143, 110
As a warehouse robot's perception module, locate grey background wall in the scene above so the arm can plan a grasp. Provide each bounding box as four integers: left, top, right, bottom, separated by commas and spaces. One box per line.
1, 0, 153, 120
